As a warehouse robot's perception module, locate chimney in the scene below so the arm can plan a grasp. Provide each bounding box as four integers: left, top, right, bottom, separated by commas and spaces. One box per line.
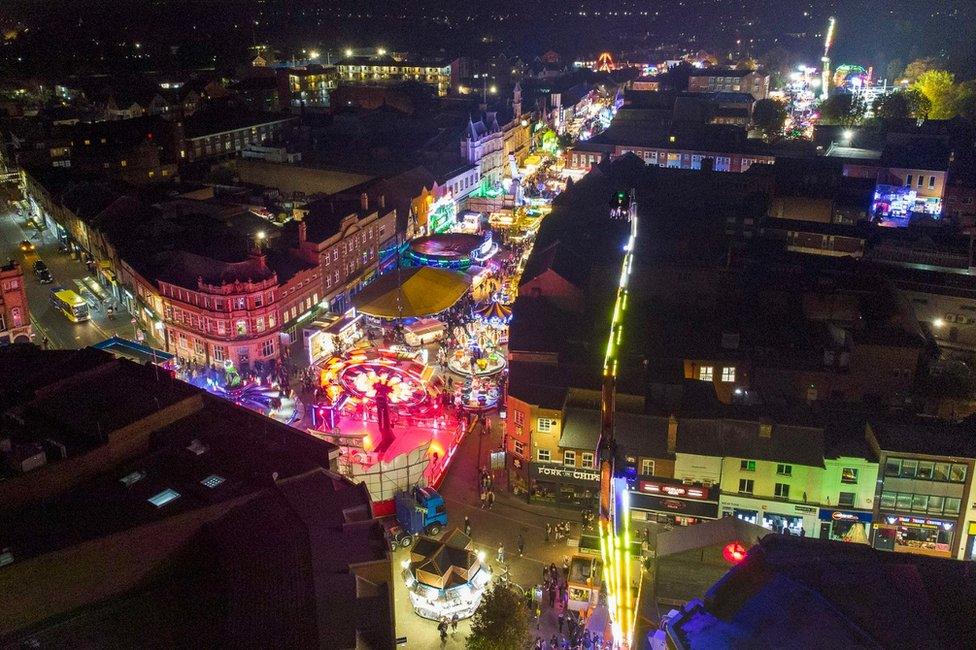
298, 219, 307, 245
379, 194, 386, 209
360, 192, 369, 212
666, 414, 677, 454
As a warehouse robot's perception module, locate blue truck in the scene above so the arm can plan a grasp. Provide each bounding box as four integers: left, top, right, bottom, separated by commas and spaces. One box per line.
385, 486, 448, 549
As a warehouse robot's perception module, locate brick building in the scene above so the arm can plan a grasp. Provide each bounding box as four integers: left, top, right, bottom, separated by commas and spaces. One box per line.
0, 260, 31, 345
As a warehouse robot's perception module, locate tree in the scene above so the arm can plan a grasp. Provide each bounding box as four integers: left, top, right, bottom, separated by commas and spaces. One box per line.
466, 585, 531, 650
955, 80, 976, 122
818, 93, 866, 127
913, 69, 959, 119
901, 57, 939, 84
752, 98, 787, 138
872, 89, 931, 123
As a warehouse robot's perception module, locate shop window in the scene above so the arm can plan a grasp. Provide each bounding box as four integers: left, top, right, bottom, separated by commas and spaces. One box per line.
841, 467, 858, 484
915, 462, 934, 480
721, 366, 736, 382
927, 495, 944, 514
641, 459, 655, 476
950, 464, 967, 483
776, 464, 792, 477
899, 459, 918, 478
581, 453, 595, 469
879, 492, 896, 510
740, 460, 756, 472
944, 497, 961, 516
513, 440, 525, 458
537, 418, 557, 433
774, 483, 790, 499
537, 449, 551, 463
738, 479, 754, 494
563, 451, 576, 467
698, 365, 714, 381
933, 462, 950, 481
838, 492, 855, 507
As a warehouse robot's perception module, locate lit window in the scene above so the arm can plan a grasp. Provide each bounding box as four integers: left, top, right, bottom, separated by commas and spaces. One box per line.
698, 366, 714, 381
841, 467, 858, 484
740, 460, 756, 472
120, 470, 146, 486
148, 488, 181, 507
514, 410, 525, 427
513, 440, 525, 457
537, 449, 551, 462
721, 367, 736, 382
641, 459, 655, 476
201, 474, 225, 488
563, 450, 576, 467
581, 453, 595, 469
537, 418, 557, 433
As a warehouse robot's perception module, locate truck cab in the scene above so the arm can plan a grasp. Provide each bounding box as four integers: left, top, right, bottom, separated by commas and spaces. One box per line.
385, 486, 449, 549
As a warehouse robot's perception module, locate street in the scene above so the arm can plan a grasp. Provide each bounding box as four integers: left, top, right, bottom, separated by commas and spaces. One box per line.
0, 208, 135, 349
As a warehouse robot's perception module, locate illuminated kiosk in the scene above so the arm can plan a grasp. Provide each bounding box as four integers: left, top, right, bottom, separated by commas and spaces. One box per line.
401, 530, 491, 621
405, 232, 497, 270
309, 348, 466, 512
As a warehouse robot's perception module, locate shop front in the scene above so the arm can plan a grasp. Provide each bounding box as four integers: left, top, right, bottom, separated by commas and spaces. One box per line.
873, 514, 957, 558
529, 463, 599, 508
629, 479, 719, 526
817, 508, 872, 544
965, 522, 976, 561
720, 495, 819, 537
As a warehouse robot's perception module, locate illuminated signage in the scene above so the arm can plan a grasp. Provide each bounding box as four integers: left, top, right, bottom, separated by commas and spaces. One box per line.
639, 481, 708, 500
884, 515, 954, 530
832, 511, 859, 522
536, 465, 599, 482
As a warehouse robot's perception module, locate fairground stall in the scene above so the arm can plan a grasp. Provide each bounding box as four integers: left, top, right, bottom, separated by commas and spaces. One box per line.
402, 530, 492, 621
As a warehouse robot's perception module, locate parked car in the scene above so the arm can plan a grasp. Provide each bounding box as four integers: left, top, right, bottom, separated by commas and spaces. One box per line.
32, 260, 53, 284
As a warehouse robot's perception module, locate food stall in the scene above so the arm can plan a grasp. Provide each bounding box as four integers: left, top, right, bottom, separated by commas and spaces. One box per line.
402, 531, 492, 621
404, 318, 447, 347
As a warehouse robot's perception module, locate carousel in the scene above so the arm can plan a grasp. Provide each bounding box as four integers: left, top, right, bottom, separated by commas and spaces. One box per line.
402, 530, 491, 621
446, 307, 509, 377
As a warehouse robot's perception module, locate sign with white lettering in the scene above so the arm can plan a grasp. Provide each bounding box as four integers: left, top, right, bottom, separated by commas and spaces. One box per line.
639, 481, 709, 500
533, 464, 599, 482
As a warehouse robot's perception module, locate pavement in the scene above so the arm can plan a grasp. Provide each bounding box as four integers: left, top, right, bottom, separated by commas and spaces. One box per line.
0, 208, 136, 349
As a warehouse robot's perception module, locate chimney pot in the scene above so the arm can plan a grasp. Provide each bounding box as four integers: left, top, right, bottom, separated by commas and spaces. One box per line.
360, 192, 369, 212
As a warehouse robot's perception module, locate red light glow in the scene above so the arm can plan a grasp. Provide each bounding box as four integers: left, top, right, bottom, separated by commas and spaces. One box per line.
722, 541, 747, 564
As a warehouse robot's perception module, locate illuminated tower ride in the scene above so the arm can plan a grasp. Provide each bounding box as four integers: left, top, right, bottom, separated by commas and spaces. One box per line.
597, 190, 638, 648
820, 16, 836, 101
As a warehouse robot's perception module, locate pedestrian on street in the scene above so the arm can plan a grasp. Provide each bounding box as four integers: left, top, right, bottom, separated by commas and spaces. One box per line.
548, 585, 556, 607
438, 619, 448, 644
563, 556, 570, 579
451, 613, 459, 634
545, 523, 551, 543
464, 516, 472, 537
480, 490, 487, 509
497, 544, 505, 564
517, 533, 525, 556
487, 490, 495, 509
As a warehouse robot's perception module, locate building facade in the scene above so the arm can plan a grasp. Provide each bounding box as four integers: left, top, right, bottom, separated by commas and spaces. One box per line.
0, 261, 31, 345
687, 70, 770, 100
336, 57, 451, 96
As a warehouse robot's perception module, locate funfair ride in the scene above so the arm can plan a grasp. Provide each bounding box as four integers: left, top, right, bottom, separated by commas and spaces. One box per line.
820, 16, 836, 101
597, 191, 638, 648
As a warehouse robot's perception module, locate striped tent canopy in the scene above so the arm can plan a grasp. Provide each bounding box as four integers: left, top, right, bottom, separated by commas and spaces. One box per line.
472, 300, 512, 326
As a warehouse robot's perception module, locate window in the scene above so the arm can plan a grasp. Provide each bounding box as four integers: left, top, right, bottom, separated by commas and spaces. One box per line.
563, 451, 576, 467
698, 365, 714, 381
261, 339, 275, 357
899, 459, 918, 478
838, 491, 856, 507
201, 474, 225, 488
896, 493, 913, 510
148, 488, 180, 507
537, 418, 557, 433
740, 460, 756, 472
641, 459, 655, 476
929, 175, 936, 189
514, 410, 525, 427
841, 467, 858, 484
927, 495, 944, 514
911, 494, 929, 512
776, 464, 792, 477
915, 462, 934, 480
581, 453, 595, 469
738, 479, 754, 494
944, 497, 961, 516
721, 366, 736, 382
213, 346, 225, 362
774, 483, 790, 499
933, 462, 950, 481
905, 174, 913, 187
949, 463, 967, 483
513, 440, 525, 458
917, 175, 924, 188
120, 470, 146, 487
537, 449, 551, 463
885, 458, 901, 477
879, 492, 896, 510
235, 320, 247, 335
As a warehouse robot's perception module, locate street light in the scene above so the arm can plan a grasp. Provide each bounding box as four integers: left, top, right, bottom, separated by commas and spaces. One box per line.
345, 48, 353, 58
309, 49, 320, 60
377, 47, 387, 56
489, 85, 497, 94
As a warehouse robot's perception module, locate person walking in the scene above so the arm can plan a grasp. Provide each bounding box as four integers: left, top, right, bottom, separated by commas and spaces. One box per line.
562, 556, 570, 579
486, 489, 495, 510
545, 522, 551, 543
497, 544, 505, 564
480, 490, 487, 509
438, 619, 448, 644
451, 613, 459, 634
464, 516, 472, 537
517, 533, 525, 557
